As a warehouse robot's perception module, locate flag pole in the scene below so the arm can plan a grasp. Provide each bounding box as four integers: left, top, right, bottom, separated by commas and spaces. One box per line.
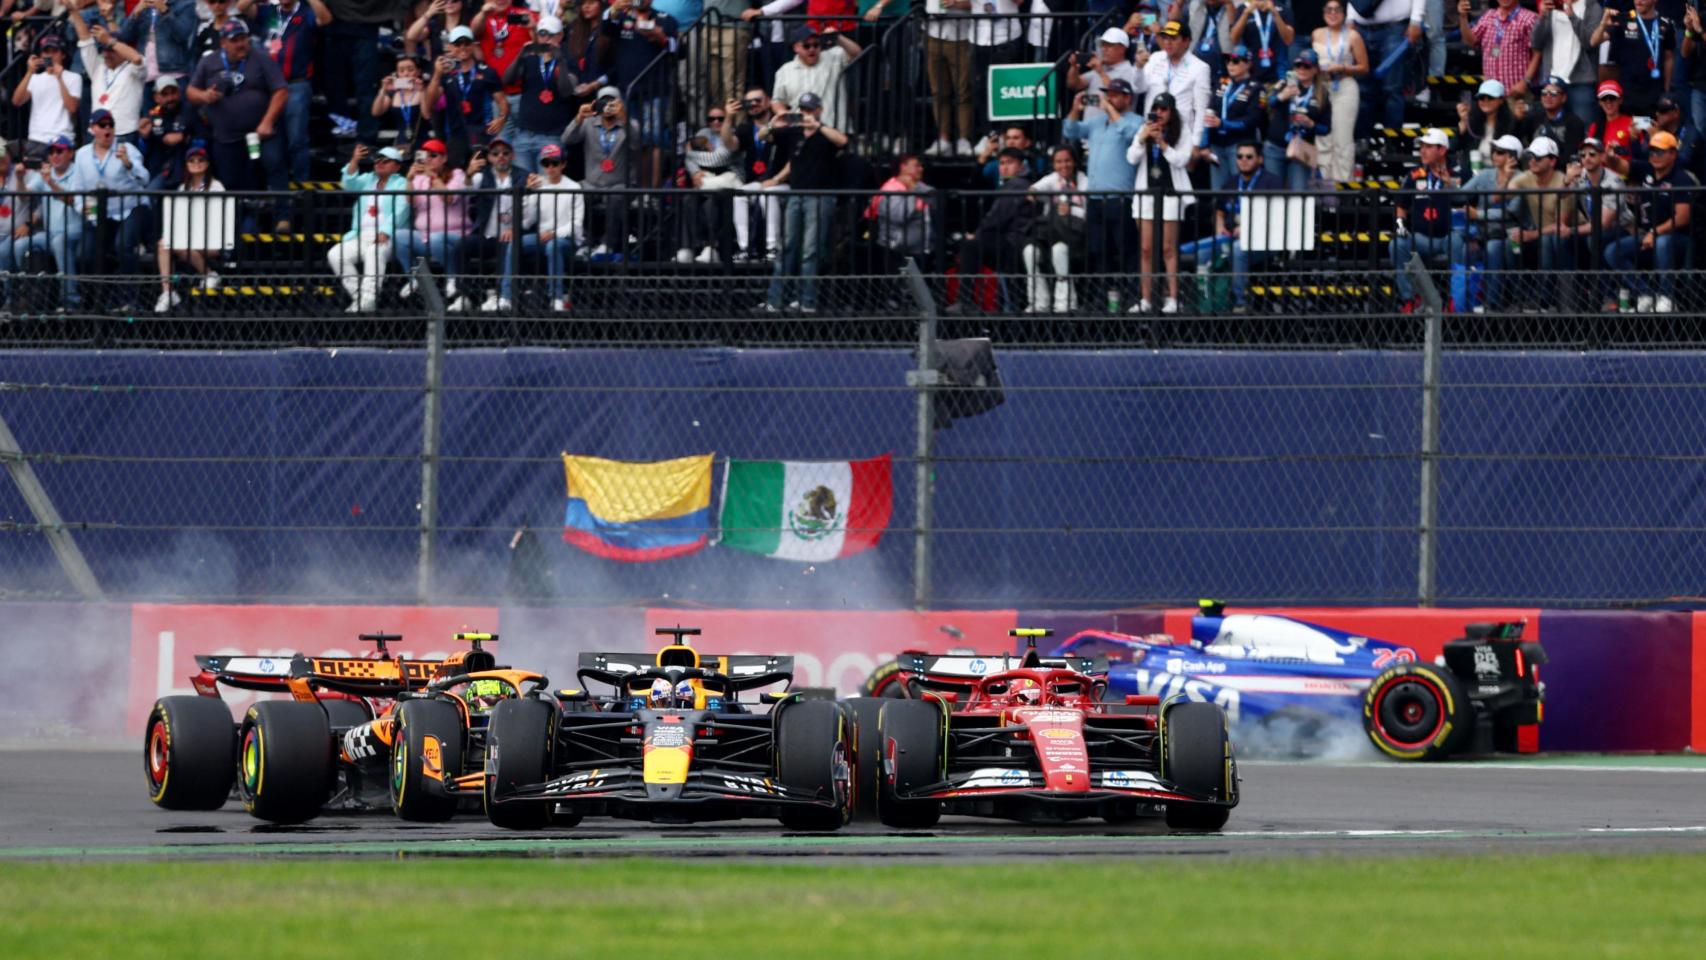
902, 259, 938, 612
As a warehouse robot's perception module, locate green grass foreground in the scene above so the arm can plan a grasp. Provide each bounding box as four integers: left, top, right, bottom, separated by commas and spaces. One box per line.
3, 853, 1702, 958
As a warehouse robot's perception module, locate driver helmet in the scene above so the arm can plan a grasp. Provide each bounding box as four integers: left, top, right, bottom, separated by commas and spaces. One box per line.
1011, 677, 1043, 705
648, 677, 674, 708
463, 677, 510, 713
674, 679, 696, 708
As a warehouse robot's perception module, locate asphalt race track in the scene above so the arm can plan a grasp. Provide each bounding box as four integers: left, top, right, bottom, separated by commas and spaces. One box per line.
4, 750, 1706, 860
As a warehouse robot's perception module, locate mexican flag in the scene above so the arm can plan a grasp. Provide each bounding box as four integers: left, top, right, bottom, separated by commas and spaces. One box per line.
718, 455, 894, 561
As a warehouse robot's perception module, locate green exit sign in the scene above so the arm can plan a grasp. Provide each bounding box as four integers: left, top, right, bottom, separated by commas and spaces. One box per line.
987, 63, 1057, 122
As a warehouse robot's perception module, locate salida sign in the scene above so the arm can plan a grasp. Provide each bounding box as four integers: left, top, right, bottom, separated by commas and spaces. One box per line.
988, 63, 1056, 121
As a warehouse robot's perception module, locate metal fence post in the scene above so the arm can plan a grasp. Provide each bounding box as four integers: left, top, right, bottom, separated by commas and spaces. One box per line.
0, 408, 104, 600
901, 258, 938, 611
1407, 252, 1443, 607
415, 259, 448, 601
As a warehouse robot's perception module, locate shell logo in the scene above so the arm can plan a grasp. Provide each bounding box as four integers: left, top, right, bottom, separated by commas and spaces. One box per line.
1037, 728, 1078, 739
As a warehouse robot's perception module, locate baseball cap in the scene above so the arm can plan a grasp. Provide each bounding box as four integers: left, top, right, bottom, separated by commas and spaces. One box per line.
220, 19, 250, 39
488, 135, 512, 149
1527, 136, 1559, 158
1151, 91, 1177, 110
1476, 79, 1506, 99
1598, 80, 1623, 100
1650, 130, 1680, 150
1418, 128, 1451, 147
420, 138, 447, 155
38, 34, 63, 49
798, 91, 824, 111
376, 146, 406, 162
48, 135, 74, 151
154, 74, 181, 90
448, 25, 476, 42
1491, 134, 1523, 154
1541, 76, 1567, 94
1106, 78, 1135, 97
596, 85, 621, 100
1581, 136, 1604, 150
536, 14, 564, 34
1229, 44, 1252, 60
89, 108, 115, 126
1294, 49, 1320, 67
539, 143, 564, 162
1656, 95, 1682, 113
1099, 27, 1131, 47
1157, 20, 1187, 39
789, 24, 819, 44
185, 142, 209, 159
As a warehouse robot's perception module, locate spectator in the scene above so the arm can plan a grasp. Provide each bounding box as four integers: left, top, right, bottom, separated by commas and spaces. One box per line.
12, 35, 82, 158
1459, 78, 1520, 168
323, 0, 389, 143
946, 146, 1035, 313
73, 110, 152, 309
186, 19, 289, 232
372, 56, 433, 156
974, 125, 1046, 187
532, 142, 584, 311
1021, 144, 1087, 313
868, 152, 936, 276
565, 0, 614, 96
603, 0, 680, 188
701, 0, 747, 110
1391, 128, 1465, 310
1203, 45, 1262, 189
921, 0, 974, 157
1591, 0, 1675, 118
1311, 0, 1368, 184
395, 138, 470, 292
473, 0, 540, 142
969, 0, 1025, 126
1127, 90, 1191, 314
1187, 0, 1239, 80
1530, 0, 1603, 127
423, 25, 509, 168
1143, 21, 1212, 152
1603, 128, 1695, 312
116, 0, 201, 96
25, 137, 89, 311
69, 5, 145, 143
1067, 28, 1142, 125
504, 15, 582, 172
1518, 75, 1588, 159
465, 137, 537, 312
405, 0, 472, 58
674, 121, 741, 263
763, 90, 848, 314
1684, 5, 1706, 134
1588, 79, 1638, 158
772, 24, 860, 134
192, 0, 249, 63
328, 143, 408, 313
0, 148, 50, 307
1569, 134, 1627, 309
1640, 93, 1705, 178
1207, 139, 1281, 312
251, 0, 332, 187
1509, 135, 1578, 277
1262, 48, 1329, 191
1062, 78, 1143, 311
563, 87, 637, 260
152, 143, 227, 313
1348, 0, 1425, 139
723, 87, 788, 261
1461, 132, 1522, 312
1459, 0, 1539, 100
1229, 0, 1297, 86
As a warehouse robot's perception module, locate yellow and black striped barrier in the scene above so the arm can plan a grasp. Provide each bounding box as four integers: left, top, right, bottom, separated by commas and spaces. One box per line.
187, 285, 339, 298
289, 181, 342, 191
238, 233, 339, 244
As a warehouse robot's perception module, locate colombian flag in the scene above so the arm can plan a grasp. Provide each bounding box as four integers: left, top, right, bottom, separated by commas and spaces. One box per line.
562, 454, 714, 561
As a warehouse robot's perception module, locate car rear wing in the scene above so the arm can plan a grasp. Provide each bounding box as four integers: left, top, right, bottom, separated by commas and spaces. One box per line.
893, 651, 1106, 680
193, 652, 443, 696
576, 651, 796, 692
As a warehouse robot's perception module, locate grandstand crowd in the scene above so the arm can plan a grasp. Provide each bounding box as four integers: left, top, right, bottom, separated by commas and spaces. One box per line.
1, 0, 1704, 317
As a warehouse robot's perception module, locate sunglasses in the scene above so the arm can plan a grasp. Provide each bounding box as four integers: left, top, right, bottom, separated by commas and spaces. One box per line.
1296, 62, 1317, 69
92, 120, 115, 128
1582, 147, 1602, 154
1542, 88, 1565, 96
49, 146, 71, 153
708, 115, 726, 122
1226, 56, 1248, 63
1599, 94, 1620, 101
799, 42, 821, 50
452, 38, 473, 45
1236, 153, 1258, 160
540, 158, 565, 166
489, 148, 512, 156
1476, 94, 1500, 101
1650, 147, 1676, 155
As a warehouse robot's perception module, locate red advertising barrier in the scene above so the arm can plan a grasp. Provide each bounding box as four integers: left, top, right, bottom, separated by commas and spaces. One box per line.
1695, 615, 1706, 753
125, 604, 498, 730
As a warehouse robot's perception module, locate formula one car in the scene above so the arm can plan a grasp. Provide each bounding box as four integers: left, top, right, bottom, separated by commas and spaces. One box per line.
144, 632, 543, 823
1043, 603, 1547, 761
482, 628, 852, 831
847, 629, 1238, 831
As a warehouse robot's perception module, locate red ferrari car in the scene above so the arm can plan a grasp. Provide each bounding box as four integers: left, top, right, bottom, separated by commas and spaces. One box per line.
846, 629, 1239, 831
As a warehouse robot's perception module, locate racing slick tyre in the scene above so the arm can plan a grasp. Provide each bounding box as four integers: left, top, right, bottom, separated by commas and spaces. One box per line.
775, 700, 853, 831
145, 695, 238, 811
236, 700, 334, 824
875, 699, 943, 830
484, 697, 557, 831
391, 699, 465, 822
1363, 662, 1472, 761
843, 697, 886, 819
1160, 701, 1235, 832
321, 697, 373, 729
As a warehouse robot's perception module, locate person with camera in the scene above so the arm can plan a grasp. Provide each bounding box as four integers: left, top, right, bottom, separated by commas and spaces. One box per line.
1020, 145, 1088, 313
453, 137, 536, 312
1590, 0, 1676, 118
1517, 76, 1588, 160
152, 143, 229, 313
1638, 94, 1705, 179
71, 109, 153, 310
1262, 49, 1330, 191
1229, 0, 1297, 86
1310, 1, 1368, 184
1142, 21, 1212, 151
395, 138, 470, 299
1125, 90, 1192, 315
140, 76, 207, 189
12, 35, 81, 159
1389, 128, 1465, 311
0, 147, 51, 310
373, 56, 433, 156
761, 90, 847, 315
674, 115, 742, 264
603, 0, 680, 187
186, 20, 289, 232
723, 88, 789, 261
1063, 78, 1144, 310
770, 23, 860, 135
328, 143, 408, 313
974, 125, 1046, 187
472, 0, 541, 142
565, 0, 614, 95
1459, 0, 1539, 101
1529, 1, 1602, 128
563, 86, 637, 260
423, 25, 509, 169
1068, 28, 1142, 126
502, 14, 581, 173
1203, 45, 1263, 189
68, 3, 146, 143
248, 0, 332, 187
405, 0, 473, 58
116, 0, 202, 100
24, 137, 90, 311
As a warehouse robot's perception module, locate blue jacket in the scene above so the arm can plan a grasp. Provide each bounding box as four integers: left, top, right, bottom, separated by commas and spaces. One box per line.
118, 1, 203, 77
1064, 112, 1144, 192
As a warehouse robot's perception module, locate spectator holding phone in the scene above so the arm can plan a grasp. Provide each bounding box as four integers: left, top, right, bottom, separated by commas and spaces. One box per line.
771, 23, 860, 135
762, 90, 848, 315
462, 137, 535, 312
329, 143, 408, 313
69, 2, 146, 143
604, 0, 680, 187
373, 56, 433, 156
25, 137, 90, 311
1063, 78, 1143, 310
724, 88, 789, 261
563, 87, 638, 260
11, 36, 81, 158
424, 24, 509, 167
1229, 0, 1297, 86
0, 148, 50, 309
1263, 50, 1330, 191
395, 138, 471, 297
1590, 0, 1676, 118
503, 14, 581, 173
472, 0, 539, 141
116, 0, 202, 96
405, 0, 473, 58
1021, 145, 1088, 313
1067, 28, 1142, 125
1127, 90, 1192, 315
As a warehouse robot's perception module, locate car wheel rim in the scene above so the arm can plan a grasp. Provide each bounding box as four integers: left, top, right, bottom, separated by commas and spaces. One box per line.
147, 723, 169, 787
392, 736, 407, 797
241, 728, 261, 792
1374, 678, 1444, 748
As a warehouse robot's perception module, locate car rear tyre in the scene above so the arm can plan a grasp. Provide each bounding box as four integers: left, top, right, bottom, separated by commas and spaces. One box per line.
1362, 663, 1472, 761
391, 699, 464, 822
775, 700, 852, 831
876, 699, 943, 830
1161, 701, 1234, 832
237, 700, 333, 824
145, 696, 237, 811
484, 698, 557, 830
843, 697, 885, 819
321, 697, 373, 729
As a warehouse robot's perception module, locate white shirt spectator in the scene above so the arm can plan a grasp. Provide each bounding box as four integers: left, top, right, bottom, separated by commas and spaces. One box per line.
534, 176, 586, 246
484, 169, 537, 239
1030, 169, 1088, 218
772, 44, 852, 131
1346, 0, 1425, 28
79, 39, 148, 136
970, 0, 1022, 47
924, 0, 970, 42
72, 139, 151, 221
25, 70, 84, 145
1142, 50, 1212, 151
1084, 60, 1141, 123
